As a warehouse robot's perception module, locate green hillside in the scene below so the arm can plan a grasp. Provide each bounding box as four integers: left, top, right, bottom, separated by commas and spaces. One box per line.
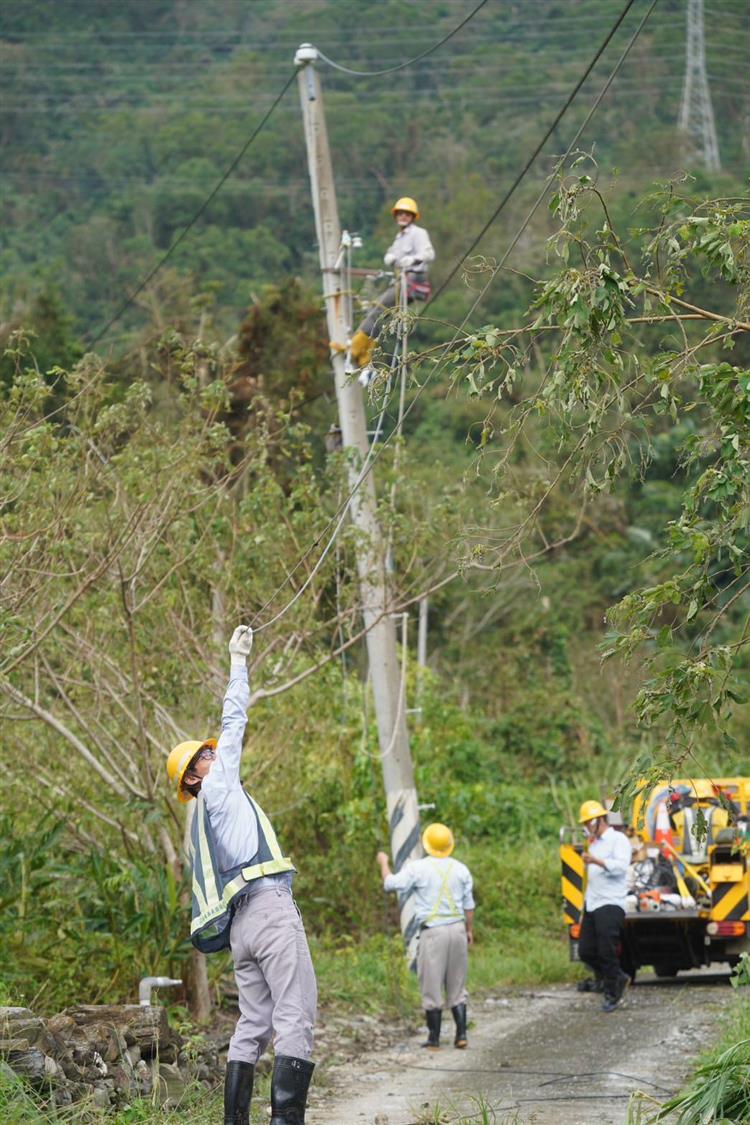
2, 8, 750, 1116
3, 0, 749, 343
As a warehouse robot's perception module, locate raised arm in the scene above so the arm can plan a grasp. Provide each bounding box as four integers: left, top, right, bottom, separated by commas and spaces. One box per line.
205, 626, 253, 789
376, 850, 416, 894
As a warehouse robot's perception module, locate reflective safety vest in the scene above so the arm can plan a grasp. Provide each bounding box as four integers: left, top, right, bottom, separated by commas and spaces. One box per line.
423, 859, 464, 927
189, 789, 295, 953
678, 805, 727, 863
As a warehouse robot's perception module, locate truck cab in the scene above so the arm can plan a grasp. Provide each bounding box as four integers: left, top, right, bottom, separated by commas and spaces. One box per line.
560, 778, 750, 977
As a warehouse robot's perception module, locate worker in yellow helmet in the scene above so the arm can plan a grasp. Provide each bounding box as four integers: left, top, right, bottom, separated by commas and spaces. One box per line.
670, 780, 730, 863
576, 800, 632, 1013
349, 196, 435, 381
376, 823, 474, 1050
166, 625, 316, 1125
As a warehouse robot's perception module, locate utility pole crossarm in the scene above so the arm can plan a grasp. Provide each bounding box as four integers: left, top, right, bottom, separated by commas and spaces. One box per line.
295, 45, 423, 966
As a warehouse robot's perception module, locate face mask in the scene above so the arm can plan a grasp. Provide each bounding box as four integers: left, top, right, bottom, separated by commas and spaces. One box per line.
584, 818, 600, 838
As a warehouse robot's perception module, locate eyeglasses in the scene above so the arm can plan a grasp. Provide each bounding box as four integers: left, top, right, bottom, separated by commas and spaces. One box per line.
183, 747, 216, 783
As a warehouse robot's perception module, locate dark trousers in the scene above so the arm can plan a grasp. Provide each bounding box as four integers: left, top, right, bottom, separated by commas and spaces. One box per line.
578, 905, 624, 998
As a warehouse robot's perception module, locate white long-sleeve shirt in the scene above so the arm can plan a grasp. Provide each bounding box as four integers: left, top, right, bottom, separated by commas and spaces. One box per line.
201, 666, 292, 892
584, 827, 631, 911
384, 855, 474, 928
384, 223, 435, 272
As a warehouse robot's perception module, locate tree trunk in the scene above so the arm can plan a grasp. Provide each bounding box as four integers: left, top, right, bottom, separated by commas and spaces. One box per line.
182, 802, 213, 1021
185, 947, 212, 1024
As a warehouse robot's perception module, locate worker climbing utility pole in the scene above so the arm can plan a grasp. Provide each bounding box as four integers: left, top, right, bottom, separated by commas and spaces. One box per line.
294, 43, 422, 963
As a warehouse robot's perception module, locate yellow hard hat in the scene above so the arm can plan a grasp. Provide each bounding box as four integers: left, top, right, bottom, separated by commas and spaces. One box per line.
166, 739, 217, 803
392, 196, 420, 220
578, 800, 608, 824
687, 779, 717, 802
423, 822, 454, 858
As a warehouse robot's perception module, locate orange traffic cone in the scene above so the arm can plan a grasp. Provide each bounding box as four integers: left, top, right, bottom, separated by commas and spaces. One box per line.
654, 800, 674, 851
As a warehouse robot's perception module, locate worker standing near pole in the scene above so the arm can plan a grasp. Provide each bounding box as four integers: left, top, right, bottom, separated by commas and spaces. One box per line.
377, 823, 474, 1049
166, 626, 316, 1125
577, 800, 632, 1013
349, 196, 435, 376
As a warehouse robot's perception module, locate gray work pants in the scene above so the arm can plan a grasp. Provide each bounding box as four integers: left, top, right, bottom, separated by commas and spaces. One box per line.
359, 285, 398, 337
359, 272, 427, 337
227, 884, 317, 1064
417, 921, 468, 1010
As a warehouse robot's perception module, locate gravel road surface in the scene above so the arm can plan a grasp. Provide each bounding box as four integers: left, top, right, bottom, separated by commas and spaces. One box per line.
307, 971, 729, 1124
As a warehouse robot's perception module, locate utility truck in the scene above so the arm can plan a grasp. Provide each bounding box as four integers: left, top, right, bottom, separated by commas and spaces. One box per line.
560, 778, 750, 977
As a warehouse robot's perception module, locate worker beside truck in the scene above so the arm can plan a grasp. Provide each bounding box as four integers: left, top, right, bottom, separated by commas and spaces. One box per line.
576, 800, 632, 1012
166, 626, 317, 1125
377, 822, 474, 1050
562, 779, 750, 986
669, 780, 730, 863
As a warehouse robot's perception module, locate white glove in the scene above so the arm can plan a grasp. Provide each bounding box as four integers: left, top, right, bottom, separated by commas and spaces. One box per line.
228, 625, 253, 666
383, 252, 396, 266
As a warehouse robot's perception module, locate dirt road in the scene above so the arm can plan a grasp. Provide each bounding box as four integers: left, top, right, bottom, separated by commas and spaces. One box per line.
307, 971, 729, 1124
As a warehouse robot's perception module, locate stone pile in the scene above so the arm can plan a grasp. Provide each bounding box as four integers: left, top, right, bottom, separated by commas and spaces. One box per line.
0, 1003, 220, 1109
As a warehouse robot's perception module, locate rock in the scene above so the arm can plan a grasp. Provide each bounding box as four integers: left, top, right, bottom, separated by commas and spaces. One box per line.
7, 1047, 47, 1081
63, 1004, 173, 1057
92, 1050, 108, 1077
91, 1081, 113, 1108
1, 1001, 209, 1109
0, 1007, 35, 1023
157, 1040, 177, 1063
47, 1014, 75, 1036
134, 1058, 153, 1095
157, 1061, 186, 1107
125, 1044, 141, 1067
0, 1009, 62, 1057
43, 1055, 60, 1079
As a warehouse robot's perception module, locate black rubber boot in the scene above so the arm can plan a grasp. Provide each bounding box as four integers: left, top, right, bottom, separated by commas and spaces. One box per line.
452, 1003, 468, 1049
269, 1055, 315, 1124
421, 1008, 442, 1049
224, 1060, 254, 1125
576, 977, 604, 993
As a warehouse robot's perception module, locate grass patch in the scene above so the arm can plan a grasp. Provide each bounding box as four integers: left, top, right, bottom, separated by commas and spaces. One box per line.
311, 924, 574, 1024
0, 1071, 222, 1124
469, 929, 573, 990
311, 931, 421, 1018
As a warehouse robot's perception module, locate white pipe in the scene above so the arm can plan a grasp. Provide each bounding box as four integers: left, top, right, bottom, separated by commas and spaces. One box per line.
139, 976, 182, 1006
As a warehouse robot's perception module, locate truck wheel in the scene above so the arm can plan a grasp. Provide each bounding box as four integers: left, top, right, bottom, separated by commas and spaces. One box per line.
653, 964, 679, 978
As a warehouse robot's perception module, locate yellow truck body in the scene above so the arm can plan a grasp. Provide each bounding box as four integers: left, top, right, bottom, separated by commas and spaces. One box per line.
560, 778, 750, 977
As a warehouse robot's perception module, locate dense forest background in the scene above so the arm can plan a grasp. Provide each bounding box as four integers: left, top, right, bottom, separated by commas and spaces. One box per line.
2, 0, 750, 1028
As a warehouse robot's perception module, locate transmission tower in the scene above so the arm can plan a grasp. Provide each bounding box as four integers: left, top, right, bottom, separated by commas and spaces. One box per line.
678, 0, 721, 171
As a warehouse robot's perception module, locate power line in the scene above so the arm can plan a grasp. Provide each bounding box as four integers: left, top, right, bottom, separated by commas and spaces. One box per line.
426, 0, 640, 310
87, 70, 296, 348
250, 0, 658, 634
314, 0, 490, 77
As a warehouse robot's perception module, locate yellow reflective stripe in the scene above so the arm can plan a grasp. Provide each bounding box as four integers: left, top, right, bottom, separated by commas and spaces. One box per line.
190, 794, 296, 936
196, 803, 220, 911
425, 860, 462, 924
192, 859, 295, 933
252, 798, 285, 861
226, 858, 296, 901
191, 872, 209, 918
239, 857, 295, 883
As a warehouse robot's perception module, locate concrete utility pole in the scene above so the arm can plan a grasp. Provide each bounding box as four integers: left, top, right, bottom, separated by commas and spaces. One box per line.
294, 45, 422, 964
678, 0, 720, 172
